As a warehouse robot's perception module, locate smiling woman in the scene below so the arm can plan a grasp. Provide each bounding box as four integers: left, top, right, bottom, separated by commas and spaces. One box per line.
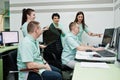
74, 11, 102, 43
21, 8, 35, 37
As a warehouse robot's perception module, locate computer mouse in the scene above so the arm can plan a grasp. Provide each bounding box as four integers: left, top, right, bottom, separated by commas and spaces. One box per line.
93, 54, 101, 57
85, 50, 93, 52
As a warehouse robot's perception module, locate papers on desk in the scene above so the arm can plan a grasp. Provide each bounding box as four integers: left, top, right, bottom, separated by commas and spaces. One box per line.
75, 51, 99, 60
76, 51, 97, 57
80, 62, 110, 69
75, 51, 116, 62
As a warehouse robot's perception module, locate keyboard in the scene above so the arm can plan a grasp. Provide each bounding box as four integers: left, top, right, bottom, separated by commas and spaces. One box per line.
96, 50, 116, 57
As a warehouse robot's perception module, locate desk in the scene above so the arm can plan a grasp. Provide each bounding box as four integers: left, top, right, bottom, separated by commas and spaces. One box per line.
72, 63, 120, 80
0, 46, 17, 54
0, 46, 17, 80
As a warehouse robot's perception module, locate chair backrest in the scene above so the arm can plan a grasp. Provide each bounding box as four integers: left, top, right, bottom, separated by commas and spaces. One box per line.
43, 27, 63, 69
8, 49, 18, 71
43, 27, 61, 46
43, 23, 62, 46
43, 30, 59, 46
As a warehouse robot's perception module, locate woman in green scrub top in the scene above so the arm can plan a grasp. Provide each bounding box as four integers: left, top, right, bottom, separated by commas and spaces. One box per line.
74, 11, 102, 42
21, 8, 36, 37
21, 8, 47, 48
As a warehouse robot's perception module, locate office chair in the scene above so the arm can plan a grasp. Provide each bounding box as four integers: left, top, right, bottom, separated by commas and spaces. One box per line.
2, 50, 18, 80
43, 28, 73, 80
43, 27, 72, 71
2, 49, 42, 80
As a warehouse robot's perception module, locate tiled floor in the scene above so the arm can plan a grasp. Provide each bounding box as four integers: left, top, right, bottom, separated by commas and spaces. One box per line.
62, 71, 73, 80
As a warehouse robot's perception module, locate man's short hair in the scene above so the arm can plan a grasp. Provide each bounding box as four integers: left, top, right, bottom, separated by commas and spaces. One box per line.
52, 13, 60, 19
27, 21, 40, 33
69, 22, 77, 31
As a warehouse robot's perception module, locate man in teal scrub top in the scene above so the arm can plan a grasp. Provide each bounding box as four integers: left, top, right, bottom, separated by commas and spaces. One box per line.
17, 21, 62, 80
62, 22, 103, 69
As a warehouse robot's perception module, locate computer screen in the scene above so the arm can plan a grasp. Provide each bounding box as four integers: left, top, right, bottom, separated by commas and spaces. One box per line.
1, 31, 19, 44
102, 28, 115, 47
0, 33, 2, 44
117, 36, 120, 62
115, 27, 120, 62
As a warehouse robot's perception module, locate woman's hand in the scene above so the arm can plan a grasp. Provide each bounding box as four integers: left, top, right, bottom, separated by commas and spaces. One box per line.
88, 32, 102, 37
97, 34, 102, 37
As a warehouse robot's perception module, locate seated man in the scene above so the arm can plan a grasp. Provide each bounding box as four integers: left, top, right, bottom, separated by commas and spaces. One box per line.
17, 21, 62, 80
62, 22, 103, 69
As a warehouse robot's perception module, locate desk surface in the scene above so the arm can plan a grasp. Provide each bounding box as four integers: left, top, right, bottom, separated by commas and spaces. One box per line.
0, 46, 17, 54
72, 63, 120, 80
0, 59, 3, 80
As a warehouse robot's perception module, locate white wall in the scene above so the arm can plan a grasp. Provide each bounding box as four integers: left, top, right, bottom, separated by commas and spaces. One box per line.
10, 0, 114, 45
114, 0, 120, 28
0, 15, 4, 31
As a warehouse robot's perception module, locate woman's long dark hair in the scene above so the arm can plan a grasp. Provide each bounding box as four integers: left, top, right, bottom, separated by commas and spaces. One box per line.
74, 11, 85, 30
21, 8, 35, 25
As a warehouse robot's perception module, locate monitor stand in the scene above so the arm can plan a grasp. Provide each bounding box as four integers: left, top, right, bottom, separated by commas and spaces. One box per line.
1, 43, 13, 48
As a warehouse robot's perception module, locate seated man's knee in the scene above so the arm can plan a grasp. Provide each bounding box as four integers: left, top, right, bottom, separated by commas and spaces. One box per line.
42, 71, 62, 80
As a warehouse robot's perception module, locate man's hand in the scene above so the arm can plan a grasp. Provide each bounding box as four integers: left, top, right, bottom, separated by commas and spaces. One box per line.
40, 44, 47, 49
43, 26, 49, 31
44, 63, 51, 71
93, 47, 104, 51
32, 68, 39, 73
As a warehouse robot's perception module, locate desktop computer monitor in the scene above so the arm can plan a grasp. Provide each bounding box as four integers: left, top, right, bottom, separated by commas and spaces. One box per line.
115, 27, 120, 62
0, 33, 2, 45
117, 36, 120, 62
1, 31, 19, 45
102, 28, 115, 47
